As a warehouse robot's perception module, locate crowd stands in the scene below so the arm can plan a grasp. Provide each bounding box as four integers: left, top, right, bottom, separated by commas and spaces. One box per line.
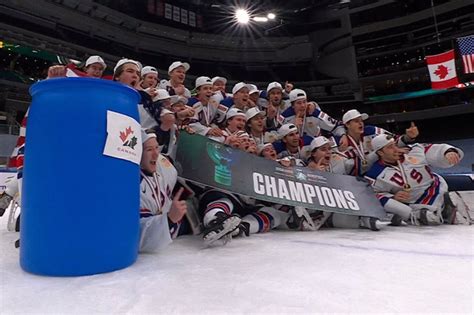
0, 55, 466, 251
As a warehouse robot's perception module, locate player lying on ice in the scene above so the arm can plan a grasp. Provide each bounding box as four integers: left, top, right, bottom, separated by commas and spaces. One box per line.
364, 134, 464, 226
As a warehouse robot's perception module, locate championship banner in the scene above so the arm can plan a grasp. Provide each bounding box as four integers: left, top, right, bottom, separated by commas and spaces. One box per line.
175, 133, 386, 219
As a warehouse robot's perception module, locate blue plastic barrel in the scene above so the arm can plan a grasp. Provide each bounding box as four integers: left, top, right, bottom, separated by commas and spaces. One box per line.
21, 78, 141, 276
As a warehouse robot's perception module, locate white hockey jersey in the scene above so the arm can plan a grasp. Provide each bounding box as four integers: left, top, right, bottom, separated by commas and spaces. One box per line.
188, 96, 228, 136
139, 154, 179, 253
281, 107, 345, 138
341, 126, 413, 176
365, 143, 464, 215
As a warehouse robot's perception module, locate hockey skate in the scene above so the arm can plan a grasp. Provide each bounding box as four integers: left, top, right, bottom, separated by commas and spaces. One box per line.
418, 208, 442, 225
442, 192, 457, 224
359, 216, 381, 231
202, 212, 241, 245
286, 206, 317, 231
231, 221, 250, 238
389, 214, 403, 226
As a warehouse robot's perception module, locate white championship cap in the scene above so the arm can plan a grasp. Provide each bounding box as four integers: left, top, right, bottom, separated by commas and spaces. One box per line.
195, 76, 213, 89
226, 108, 246, 120
141, 66, 158, 77
153, 89, 171, 102
232, 82, 252, 94
170, 95, 188, 105
168, 61, 190, 74
248, 84, 259, 95
342, 109, 369, 124
371, 134, 395, 152
114, 58, 142, 73
211, 76, 227, 85
309, 136, 330, 152
85, 55, 106, 69
278, 123, 298, 138
266, 81, 283, 93
257, 143, 274, 155
160, 108, 174, 117
141, 129, 157, 143
245, 107, 266, 121
289, 89, 307, 102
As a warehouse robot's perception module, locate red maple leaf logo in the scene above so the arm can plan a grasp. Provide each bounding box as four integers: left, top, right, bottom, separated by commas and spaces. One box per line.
434, 64, 449, 79
119, 126, 134, 142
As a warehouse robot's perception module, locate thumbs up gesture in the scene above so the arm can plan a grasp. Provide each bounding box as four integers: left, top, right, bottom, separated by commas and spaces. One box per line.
405, 121, 419, 140
168, 187, 187, 223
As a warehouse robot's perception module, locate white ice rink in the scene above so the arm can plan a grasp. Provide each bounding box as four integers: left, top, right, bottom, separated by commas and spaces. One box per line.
1, 205, 473, 315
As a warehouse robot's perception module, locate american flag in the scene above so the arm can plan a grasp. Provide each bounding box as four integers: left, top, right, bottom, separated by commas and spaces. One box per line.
457, 35, 474, 74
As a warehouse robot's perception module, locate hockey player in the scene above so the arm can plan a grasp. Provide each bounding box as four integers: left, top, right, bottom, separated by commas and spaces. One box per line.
47, 55, 107, 79
188, 76, 228, 137
338, 109, 419, 177
220, 82, 252, 112
365, 134, 463, 225
245, 107, 278, 145
140, 66, 159, 89
280, 88, 344, 138
159, 61, 191, 98
139, 130, 187, 252
207, 108, 246, 143
272, 123, 312, 165
264, 82, 288, 130
306, 136, 381, 230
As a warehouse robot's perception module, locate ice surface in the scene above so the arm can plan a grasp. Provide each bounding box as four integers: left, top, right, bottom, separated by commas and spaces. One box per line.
1, 207, 473, 314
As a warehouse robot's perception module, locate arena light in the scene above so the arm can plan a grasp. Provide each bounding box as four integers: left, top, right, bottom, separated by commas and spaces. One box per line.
253, 16, 268, 22
267, 13, 276, 20
235, 9, 250, 24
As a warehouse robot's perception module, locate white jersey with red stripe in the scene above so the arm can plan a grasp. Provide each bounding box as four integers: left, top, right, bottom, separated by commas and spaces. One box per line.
341, 125, 412, 176
364, 143, 463, 215
281, 107, 344, 138
139, 154, 179, 252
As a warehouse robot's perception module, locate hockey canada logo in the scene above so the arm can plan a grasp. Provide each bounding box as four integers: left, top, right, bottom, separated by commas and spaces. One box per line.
103, 110, 142, 165
119, 126, 138, 149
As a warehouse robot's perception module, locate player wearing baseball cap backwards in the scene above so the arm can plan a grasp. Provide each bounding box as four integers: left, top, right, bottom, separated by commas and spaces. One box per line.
280, 88, 344, 139
365, 134, 464, 226
159, 61, 191, 98
338, 109, 419, 177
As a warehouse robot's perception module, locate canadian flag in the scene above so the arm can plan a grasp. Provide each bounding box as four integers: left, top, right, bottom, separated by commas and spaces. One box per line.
426, 50, 459, 90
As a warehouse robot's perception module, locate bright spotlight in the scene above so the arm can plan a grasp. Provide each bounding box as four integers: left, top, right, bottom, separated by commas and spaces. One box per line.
235, 9, 250, 24
253, 16, 268, 22
267, 13, 276, 20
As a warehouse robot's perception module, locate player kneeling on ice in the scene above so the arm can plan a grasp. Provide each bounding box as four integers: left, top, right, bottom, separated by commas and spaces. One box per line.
306, 136, 381, 231
139, 130, 188, 253
365, 134, 463, 226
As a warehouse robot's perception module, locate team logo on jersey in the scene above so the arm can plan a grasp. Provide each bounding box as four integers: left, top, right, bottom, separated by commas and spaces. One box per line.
119, 126, 138, 149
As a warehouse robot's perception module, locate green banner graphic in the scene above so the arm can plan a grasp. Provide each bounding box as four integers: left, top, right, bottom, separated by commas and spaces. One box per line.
175, 133, 386, 218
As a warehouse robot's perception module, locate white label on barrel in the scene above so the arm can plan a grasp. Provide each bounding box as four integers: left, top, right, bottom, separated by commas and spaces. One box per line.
103, 110, 142, 164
